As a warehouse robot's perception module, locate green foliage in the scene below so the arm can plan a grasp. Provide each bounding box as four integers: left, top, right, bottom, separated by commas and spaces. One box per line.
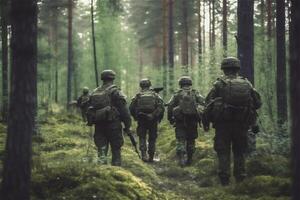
0, 111, 292, 199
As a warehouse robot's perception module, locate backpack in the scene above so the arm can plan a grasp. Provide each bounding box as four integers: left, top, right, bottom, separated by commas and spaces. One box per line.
89, 85, 117, 122
136, 90, 157, 114
220, 77, 252, 107
80, 95, 89, 108
218, 77, 253, 122
178, 88, 198, 116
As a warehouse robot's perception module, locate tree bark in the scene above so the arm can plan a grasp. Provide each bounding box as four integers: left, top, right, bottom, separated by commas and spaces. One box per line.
1, 0, 9, 122
197, 0, 202, 62
223, 0, 228, 57
0, 0, 37, 199
67, 0, 73, 109
168, 0, 174, 94
237, 0, 254, 84
276, 0, 288, 125
212, 0, 216, 49
181, 0, 189, 70
290, 0, 300, 199
162, 0, 168, 97
91, 0, 99, 87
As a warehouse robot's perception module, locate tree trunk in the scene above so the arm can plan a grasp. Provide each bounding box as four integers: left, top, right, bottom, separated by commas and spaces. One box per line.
290, 1, 300, 199
168, 0, 174, 94
91, 0, 99, 87
202, 1, 205, 54
67, 0, 73, 109
1, 0, 9, 122
51, 8, 59, 104
237, 0, 254, 84
197, 0, 202, 62
0, 0, 37, 199
212, 0, 216, 48
223, 0, 228, 57
162, 0, 168, 97
181, 0, 189, 70
276, 0, 288, 125
209, 0, 212, 49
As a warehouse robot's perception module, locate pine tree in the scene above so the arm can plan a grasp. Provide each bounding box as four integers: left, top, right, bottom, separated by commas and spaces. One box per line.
0, 0, 37, 198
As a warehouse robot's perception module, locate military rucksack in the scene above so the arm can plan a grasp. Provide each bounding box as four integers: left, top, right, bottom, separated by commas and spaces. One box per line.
217, 77, 253, 122
220, 77, 252, 107
80, 95, 89, 108
89, 85, 117, 122
136, 90, 157, 114
176, 88, 198, 116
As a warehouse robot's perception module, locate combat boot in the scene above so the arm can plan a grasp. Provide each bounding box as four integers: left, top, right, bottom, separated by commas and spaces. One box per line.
220, 177, 230, 186
112, 150, 122, 166
141, 151, 149, 162
148, 152, 154, 163
185, 153, 193, 166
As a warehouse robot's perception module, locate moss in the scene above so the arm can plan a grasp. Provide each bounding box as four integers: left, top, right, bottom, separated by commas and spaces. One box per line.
233, 176, 291, 197
32, 163, 165, 200
247, 155, 290, 177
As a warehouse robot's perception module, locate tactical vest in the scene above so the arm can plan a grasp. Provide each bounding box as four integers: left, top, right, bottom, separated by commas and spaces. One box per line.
136, 90, 157, 114
217, 77, 253, 123
173, 88, 198, 121
89, 85, 117, 122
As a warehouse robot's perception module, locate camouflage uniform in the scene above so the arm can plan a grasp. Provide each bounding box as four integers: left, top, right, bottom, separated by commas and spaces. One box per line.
129, 79, 165, 162
90, 70, 131, 166
204, 57, 262, 185
167, 76, 205, 166
77, 87, 90, 122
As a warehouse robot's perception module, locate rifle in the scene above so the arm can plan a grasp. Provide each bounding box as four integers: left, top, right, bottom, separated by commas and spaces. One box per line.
152, 87, 164, 93
125, 130, 141, 159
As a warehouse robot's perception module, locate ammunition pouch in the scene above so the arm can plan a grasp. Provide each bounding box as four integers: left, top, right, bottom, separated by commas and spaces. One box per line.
86, 106, 96, 126
91, 106, 120, 123
173, 106, 184, 121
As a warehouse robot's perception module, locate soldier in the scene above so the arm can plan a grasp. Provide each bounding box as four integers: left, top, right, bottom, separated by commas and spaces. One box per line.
203, 57, 262, 185
167, 76, 205, 167
77, 87, 90, 122
129, 79, 165, 162
88, 70, 132, 166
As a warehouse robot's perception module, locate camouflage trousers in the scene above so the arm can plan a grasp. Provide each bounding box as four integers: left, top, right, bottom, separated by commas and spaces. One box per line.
175, 121, 198, 156
137, 120, 158, 156
214, 123, 248, 183
94, 121, 124, 166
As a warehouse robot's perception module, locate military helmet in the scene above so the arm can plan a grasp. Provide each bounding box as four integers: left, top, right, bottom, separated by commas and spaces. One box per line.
83, 87, 89, 94
140, 78, 152, 88
178, 76, 192, 86
221, 57, 241, 69
101, 69, 116, 80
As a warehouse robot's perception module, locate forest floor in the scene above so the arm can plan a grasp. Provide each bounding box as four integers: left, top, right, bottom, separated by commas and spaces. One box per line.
0, 110, 292, 200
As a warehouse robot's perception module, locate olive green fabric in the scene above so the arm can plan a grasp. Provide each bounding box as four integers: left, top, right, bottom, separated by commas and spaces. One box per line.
221, 57, 241, 69
214, 123, 248, 183
92, 82, 131, 166
137, 120, 158, 160
130, 87, 165, 162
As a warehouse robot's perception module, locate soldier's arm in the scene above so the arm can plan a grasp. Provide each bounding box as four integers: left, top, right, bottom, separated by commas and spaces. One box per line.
167, 95, 176, 124
155, 95, 165, 122
112, 90, 132, 130
129, 95, 137, 120
251, 88, 262, 110
195, 91, 205, 106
